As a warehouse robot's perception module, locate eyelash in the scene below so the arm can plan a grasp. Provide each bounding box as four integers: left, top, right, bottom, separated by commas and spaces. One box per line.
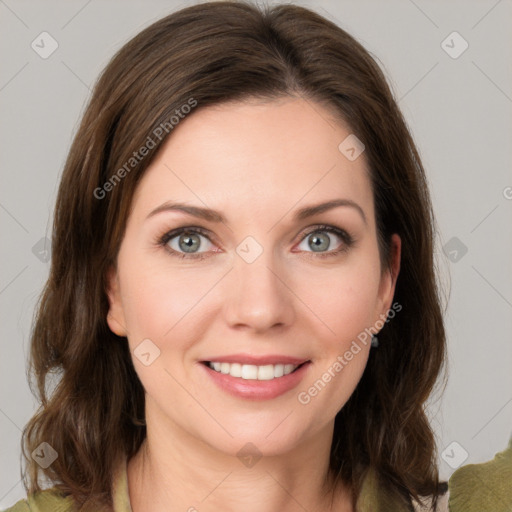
156, 224, 355, 261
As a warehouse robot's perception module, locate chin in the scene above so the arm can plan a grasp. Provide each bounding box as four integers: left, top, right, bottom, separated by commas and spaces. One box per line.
200, 422, 310, 461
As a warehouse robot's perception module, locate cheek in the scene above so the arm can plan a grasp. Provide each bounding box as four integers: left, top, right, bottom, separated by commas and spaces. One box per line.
117, 259, 218, 397
293, 255, 382, 346
118, 255, 221, 347
294, 260, 379, 420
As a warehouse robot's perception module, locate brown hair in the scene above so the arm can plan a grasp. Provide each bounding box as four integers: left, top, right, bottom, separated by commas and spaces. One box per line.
21, 1, 448, 509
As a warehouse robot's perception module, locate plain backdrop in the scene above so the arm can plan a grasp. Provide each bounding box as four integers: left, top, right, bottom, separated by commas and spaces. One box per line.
1, 0, 511, 507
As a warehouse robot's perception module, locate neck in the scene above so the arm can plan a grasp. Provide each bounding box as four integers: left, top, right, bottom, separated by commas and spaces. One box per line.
126, 408, 352, 512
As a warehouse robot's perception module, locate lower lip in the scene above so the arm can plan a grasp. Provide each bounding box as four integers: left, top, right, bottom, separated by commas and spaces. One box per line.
200, 362, 311, 400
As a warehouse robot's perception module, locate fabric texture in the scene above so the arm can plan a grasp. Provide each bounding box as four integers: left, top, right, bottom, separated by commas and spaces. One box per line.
3, 437, 511, 512
447, 434, 512, 512
355, 466, 449, 512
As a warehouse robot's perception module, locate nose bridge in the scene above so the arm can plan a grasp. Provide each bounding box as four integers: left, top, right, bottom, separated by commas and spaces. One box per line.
223, 240, 295, 331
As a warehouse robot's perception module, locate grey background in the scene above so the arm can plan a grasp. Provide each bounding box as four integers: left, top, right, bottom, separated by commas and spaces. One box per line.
1, 0, 511, 506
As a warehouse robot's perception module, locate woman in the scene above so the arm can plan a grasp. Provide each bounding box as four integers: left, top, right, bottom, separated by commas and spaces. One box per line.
2, 1, 475, 510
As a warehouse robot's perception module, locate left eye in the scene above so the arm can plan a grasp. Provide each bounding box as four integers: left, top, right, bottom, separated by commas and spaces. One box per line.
297, 228, 345, 253
165, 230, 214, 255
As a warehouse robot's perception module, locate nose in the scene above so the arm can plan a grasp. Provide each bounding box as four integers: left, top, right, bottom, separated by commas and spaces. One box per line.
222, 251, 295, 333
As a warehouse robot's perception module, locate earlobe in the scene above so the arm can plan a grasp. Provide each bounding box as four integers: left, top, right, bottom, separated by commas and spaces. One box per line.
105, 266, 127, 337
107, 313, 128, 337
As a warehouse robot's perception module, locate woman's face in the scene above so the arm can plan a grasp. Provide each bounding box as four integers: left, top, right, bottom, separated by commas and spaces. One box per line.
107, 97, 400, 458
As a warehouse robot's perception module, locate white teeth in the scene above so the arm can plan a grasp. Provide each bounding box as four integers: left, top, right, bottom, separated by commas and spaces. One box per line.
284, 364, 295, 374
207, 362, 301, 380
230, 363, 242, 377
241, 364, 258, 379
257, 365, 274, 380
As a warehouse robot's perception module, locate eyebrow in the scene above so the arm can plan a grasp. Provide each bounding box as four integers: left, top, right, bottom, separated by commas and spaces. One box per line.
146, 198, 367, 225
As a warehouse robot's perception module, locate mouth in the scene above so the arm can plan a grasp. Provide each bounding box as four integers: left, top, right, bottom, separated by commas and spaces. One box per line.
201, 360, 310, 381
199, 359, 312, 400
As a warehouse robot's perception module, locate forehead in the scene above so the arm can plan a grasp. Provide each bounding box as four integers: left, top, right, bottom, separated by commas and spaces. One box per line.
130, 97, 374, 223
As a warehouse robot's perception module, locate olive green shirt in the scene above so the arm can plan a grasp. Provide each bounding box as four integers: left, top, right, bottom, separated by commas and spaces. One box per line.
3, 437, 511, 512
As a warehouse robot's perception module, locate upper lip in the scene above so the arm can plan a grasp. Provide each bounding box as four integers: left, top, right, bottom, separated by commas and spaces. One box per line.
201, 354, 310, 365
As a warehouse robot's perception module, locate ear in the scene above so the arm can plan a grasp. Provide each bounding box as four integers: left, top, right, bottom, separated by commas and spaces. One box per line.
375, 233, 401, 321
105, 265, 128, 337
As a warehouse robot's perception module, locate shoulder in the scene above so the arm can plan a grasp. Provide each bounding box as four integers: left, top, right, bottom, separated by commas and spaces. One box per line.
2, 488, 75, 512
447, 435, 512, 512
356, 467, 449, 512
3, 456, 129, 512
411, 435, 512, 512
1, 488, 114, 512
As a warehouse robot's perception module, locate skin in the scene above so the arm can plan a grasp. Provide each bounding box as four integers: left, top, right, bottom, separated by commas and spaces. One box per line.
106, 96, 401, 512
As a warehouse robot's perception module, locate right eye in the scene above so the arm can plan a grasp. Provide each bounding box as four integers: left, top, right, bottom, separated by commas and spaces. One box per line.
159, 227, 218, 260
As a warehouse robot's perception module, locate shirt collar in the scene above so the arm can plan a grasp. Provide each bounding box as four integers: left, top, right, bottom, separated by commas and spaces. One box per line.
112, 456, 133, 512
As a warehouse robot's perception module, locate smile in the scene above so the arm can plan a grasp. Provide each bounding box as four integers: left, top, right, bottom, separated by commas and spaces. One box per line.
206, 361, 302, 380
200, 360, 311, 400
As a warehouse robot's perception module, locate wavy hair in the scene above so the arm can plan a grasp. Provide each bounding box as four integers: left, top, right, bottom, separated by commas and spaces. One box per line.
21, 1, 448, 509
